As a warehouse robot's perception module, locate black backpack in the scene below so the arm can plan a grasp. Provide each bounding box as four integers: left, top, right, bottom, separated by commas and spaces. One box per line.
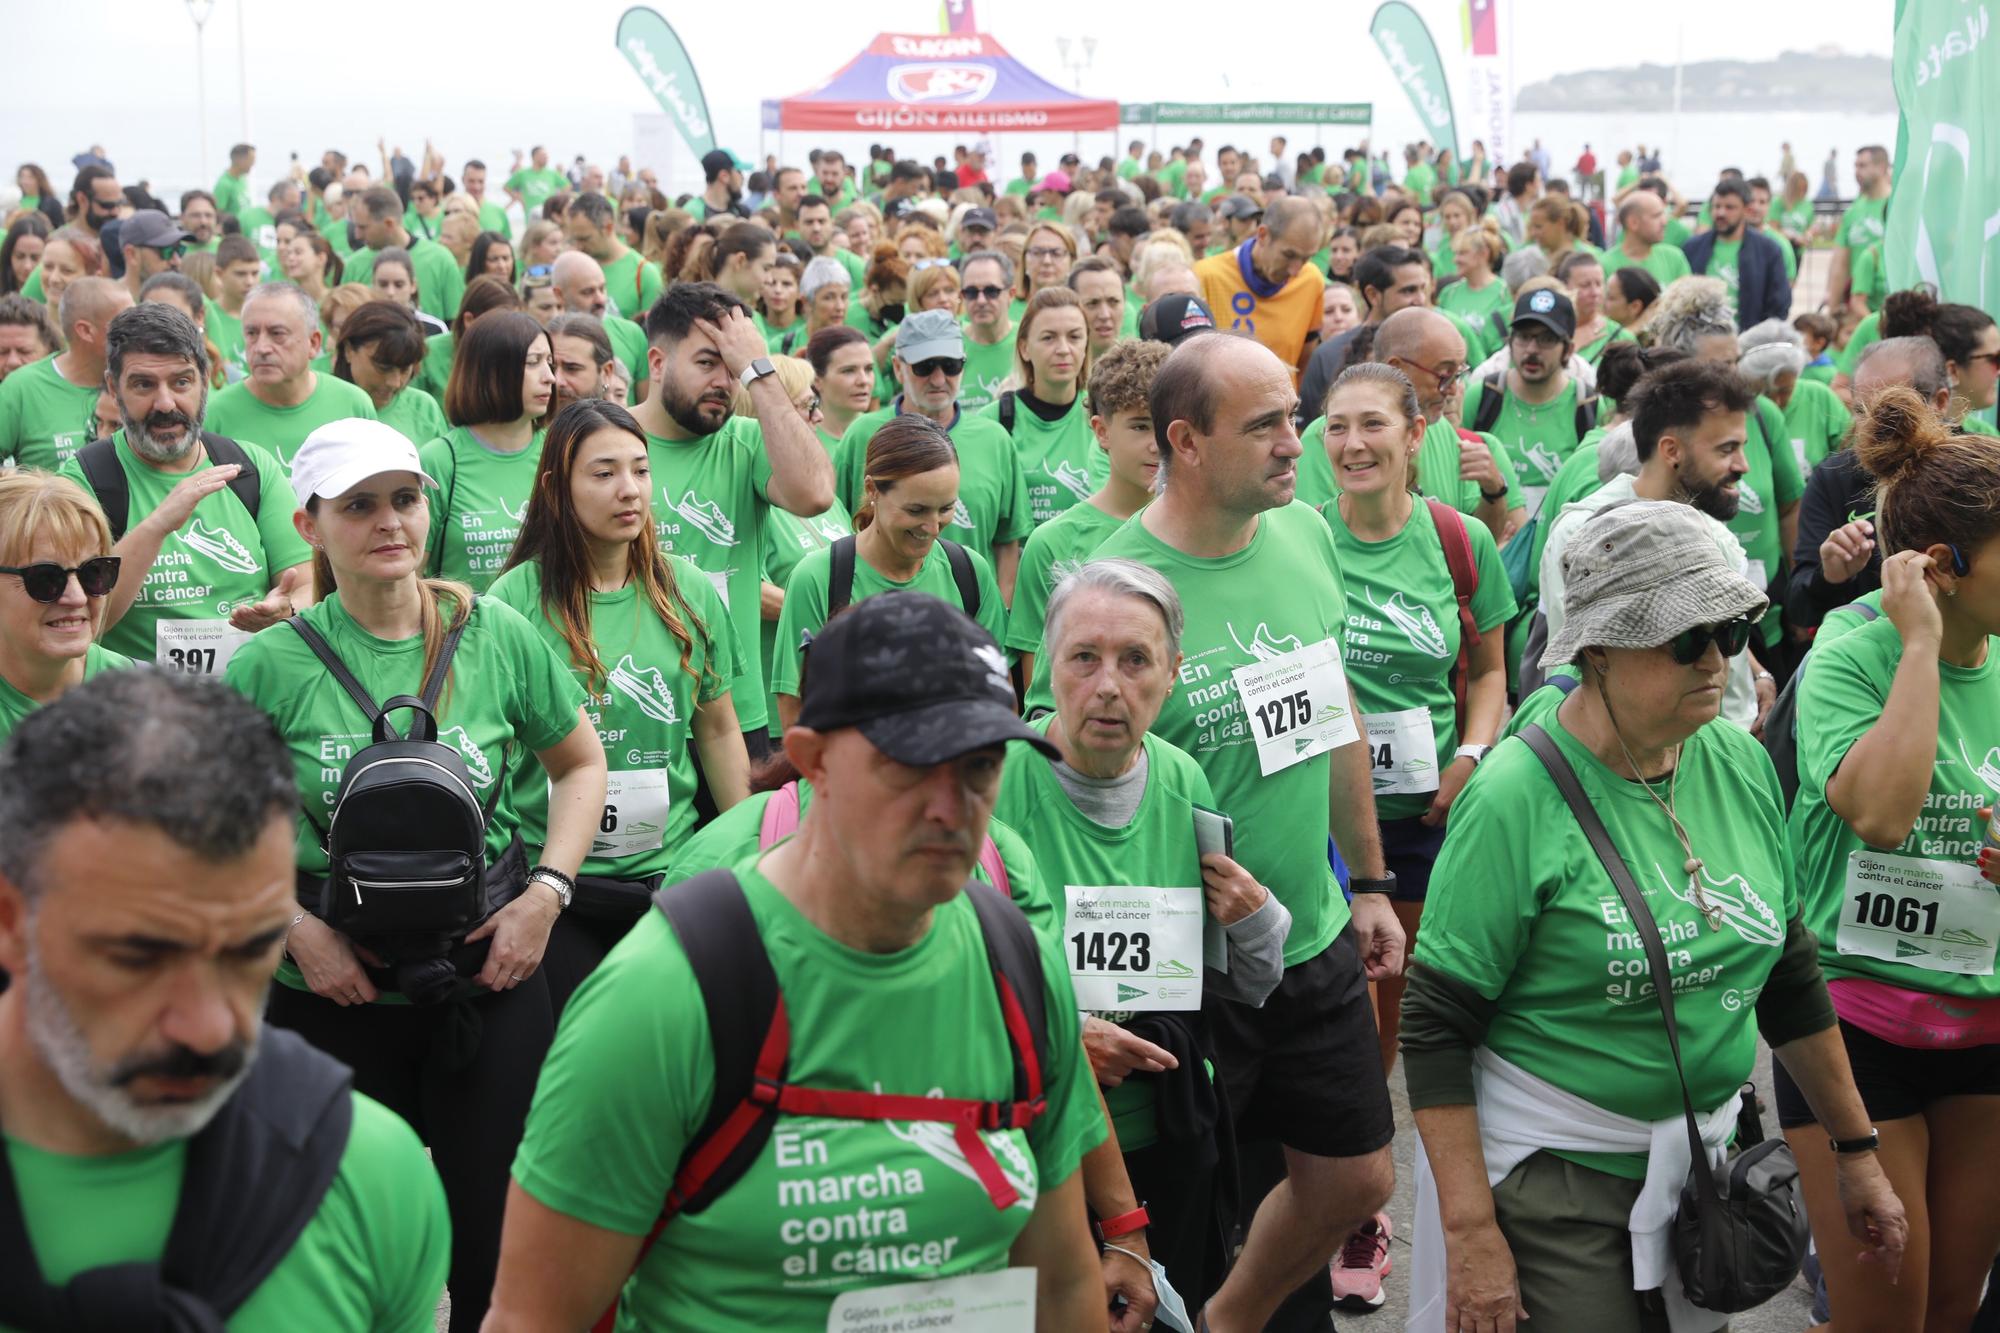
826, 534, 979, 619
287, 605, 500, 945
77, 432, 263, 540
1764, 602, 1880, 809
1469, 370, 1599, 440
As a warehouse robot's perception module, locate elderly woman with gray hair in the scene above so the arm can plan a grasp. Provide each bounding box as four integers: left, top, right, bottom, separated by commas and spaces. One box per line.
1737, 318, 1852, 475
993, 556, 1290, 1314
1403, 499, 1906, 1333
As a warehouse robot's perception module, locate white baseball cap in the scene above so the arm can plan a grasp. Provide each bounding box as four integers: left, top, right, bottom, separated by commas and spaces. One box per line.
289, 418, 438, 502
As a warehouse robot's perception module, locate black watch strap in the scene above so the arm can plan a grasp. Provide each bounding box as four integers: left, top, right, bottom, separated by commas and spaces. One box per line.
1349, 873, 1398, 896
1480, 484, 1510, 502
1829, 1129, 1880, 1155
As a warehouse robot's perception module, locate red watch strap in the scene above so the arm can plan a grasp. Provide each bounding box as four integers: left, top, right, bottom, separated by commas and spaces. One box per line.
1096, 1205, 1150, 1240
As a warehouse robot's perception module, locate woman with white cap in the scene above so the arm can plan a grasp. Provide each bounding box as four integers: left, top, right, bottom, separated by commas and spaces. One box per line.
1402, 498, 1904, 1333
224, 416, 607, 1332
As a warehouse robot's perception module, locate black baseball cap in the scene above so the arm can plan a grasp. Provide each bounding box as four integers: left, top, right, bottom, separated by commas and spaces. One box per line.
1139, 293, 1217, 346
1511, 288, 1576, 341
795, 591, 1057, 765
959, 206, 998, 232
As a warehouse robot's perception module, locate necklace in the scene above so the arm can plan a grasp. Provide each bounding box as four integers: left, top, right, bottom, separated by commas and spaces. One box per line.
1603, 697, 1724, 931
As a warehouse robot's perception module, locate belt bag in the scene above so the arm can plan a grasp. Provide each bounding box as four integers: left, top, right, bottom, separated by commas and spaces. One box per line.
1521, 725, 1809, 1312
571, 872, 667, 923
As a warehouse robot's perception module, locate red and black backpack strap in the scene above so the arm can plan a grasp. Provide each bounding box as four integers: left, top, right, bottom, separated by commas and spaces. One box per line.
962, 878, 1051, 1128
1425, 497, 1481, 731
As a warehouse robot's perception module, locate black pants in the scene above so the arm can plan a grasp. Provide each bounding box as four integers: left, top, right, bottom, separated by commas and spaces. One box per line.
1124, 1137, 1227, 1309
266, 976, 555, 1332
540, 911, 641, 1017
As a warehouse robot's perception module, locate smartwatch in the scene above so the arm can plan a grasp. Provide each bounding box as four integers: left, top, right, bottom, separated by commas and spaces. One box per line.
1454, 743, 1491, 766
1349, 873, 1399, 896
1480, 483, 1510, 503
1830, 1129, 1880, 1155
738, 357, 776, 388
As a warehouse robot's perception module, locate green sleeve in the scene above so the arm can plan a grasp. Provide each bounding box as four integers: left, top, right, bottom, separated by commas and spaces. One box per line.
1834, 205, 1854, 249
970, 549, 1010, 656
342, 1095, 453, 1331
639, 261, 663, 314
1467, 517, 1519, 632
250, 443, 313, 571
741, 419, 775, 505
1794, 631, 1889, 805
1411, 741, 1543, 998
490, 600, 590, 752
1458, 379, 1486, 434
678, 558, 739, 705
1762, 399, 1804, 506
0, 374, 22, 466
1823, 389, 1853, 457
993, 437, 1034, 546
21, 268, 43, 302
1006, 525, 1060, 653
985, 817, 1061, 948
834, 418, 869, 512
1025, 930, 1109, 1188
1398, 962, 1500, 1109
771, 548, 831, 698
1484, 431, 1523, 502
417, 438, 455, 578
504, 170, 528, 193
1756, 914, 1837, 1049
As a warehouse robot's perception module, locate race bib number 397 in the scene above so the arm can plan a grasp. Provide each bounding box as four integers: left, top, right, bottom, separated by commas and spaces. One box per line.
1231, 637, 1360, 775
155, 619, 253, 675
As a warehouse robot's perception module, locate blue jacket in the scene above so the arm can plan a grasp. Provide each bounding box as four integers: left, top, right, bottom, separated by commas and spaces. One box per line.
1682, 227, 1792, 330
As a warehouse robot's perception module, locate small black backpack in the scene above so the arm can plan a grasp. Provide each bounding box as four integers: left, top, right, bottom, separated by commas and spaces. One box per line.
288, 604, 499, 944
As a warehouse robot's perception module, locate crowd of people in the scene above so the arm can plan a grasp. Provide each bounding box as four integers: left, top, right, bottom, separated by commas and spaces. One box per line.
0, 123, 1994, 1333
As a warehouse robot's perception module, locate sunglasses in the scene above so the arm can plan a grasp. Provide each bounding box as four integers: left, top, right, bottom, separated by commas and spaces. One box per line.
965, 284, 1008, 301
525, 263, 554, 279
910, 258, 952, 271
910, 357, 965, 378
1667, 617, 1755, 665
153, 243, 187, 260
0, 557, 120, 603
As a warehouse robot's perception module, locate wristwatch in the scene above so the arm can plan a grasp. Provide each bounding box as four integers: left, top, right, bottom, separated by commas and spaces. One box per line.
1349, 873, 1399, 896
1480, 482, 1510, 503
738, 357, 776, 388
1455, 743, 1491, 766
1094, 1205, 1150, 1243
527, 866, 574, 912
1830, 1129, 1880, 1155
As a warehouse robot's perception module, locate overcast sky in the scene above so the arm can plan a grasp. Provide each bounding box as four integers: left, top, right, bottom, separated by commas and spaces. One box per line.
4, 0, 1895, 194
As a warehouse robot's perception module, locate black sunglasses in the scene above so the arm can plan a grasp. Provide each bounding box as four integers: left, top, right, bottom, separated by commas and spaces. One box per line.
154, 243, 186, 260
910, 357, 965, 378
1667, 617, 1755, 665
965, 284, 1008, 301
0, 557, 120, 603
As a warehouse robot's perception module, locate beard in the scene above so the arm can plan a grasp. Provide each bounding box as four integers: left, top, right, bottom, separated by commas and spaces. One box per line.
659, 374, 731, 438
1681, 469, 1741, 521
23, 933, 256, 1146
552, 377, 607, 416
121, 385, 208, 464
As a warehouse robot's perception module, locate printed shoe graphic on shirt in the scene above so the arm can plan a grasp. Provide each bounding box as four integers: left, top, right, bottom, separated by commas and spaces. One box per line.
951, 499, 973, 530
670, 491, 737, 546
181, 518, 261, 575
1228, 622, 1303, 663
1370, 590, 1450, 659
607, 654, 681, 726
1524, 441, 1562, 484
1735, 480, 1765, 516
1655, 863, 1784, 947
498, 494, 529, 525
1044, 459, 1094, 500
1956, 739, 2000, 796
438, 725, 494, 787
885, 1117, 1038, 1213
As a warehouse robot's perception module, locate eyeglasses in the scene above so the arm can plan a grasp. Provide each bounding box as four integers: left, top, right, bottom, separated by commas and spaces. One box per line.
965, 284, 1008, 302
0, 557, 120, 603
1395, 356, 1469, 386
525, 264, 554, 279
910, 258, 952, 271
153, 243, 187, 260
1666, 617, 1755, 665
1963, 351, 2000, 368
909, 357, 965, 378
1510, 328, 1564, 351
1025, 246, 1069, 261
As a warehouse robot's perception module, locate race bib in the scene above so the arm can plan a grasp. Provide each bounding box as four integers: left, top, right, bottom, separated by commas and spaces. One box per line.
1792, 438, 1809, 474
1837, 849, 2000, 976
587, 769, 671, 859
1064, 884, 1203, 1010
705, 569, 731, 610
1365, 707, 1440, 795
1231, 637, 1359, 776
825, 1267, 1035, 1333
155, 619, 253, 675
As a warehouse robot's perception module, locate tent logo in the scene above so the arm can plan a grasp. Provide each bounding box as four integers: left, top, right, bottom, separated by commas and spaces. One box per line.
887, 62, 998, 105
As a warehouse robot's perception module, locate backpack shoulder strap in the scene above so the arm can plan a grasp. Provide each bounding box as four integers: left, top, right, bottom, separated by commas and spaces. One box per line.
976, 837, 1009, 897
1573, 392, 1600, 440
1854, 601, 1881, 622
202, 433, 264, 522
758, 782, 804, 849
1471, 371, 1506, 434
1426, 498, 1480, 728
826, 536, 857, 618
77, 438, 130, 540
418, 596, 476, 711
287, 615, 385, 730
962, 883, 1050, 1111
997, 389, 1018, 434
941, 539, 981, 621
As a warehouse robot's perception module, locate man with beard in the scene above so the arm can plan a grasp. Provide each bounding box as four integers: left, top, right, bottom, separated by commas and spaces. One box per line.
119, 211, 192, 303
203, 284, 377, 468
1540, 358, 1771, 731
1458, 290, 1597, 519
1297, 245, 1432, 424
1194, 196, 1327, 387
59, 303, 312, 671
546, 312, 617, 414
1684, 179, 1791, 329
796, 194, 863, 288
1602, 189, 1691, 288
177, 190, 220, 254
551, 251, 647, 402
691, 149, 749, 222
630, 282, 834, 758
0, 278, 130, 473
813, 149, 859, 211
0, 671, 449, 1328
563, 192, 660, 321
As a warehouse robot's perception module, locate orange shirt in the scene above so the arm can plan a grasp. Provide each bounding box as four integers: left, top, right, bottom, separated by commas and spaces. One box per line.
1195, 242, 1326, 381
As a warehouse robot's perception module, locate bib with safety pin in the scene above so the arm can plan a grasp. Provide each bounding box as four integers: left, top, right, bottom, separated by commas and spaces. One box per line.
155, 619, 254, 675
1365, 706, 1440, 795
1837, 849, 2000, 976
823, 1267, 1036, 1332
1063, 884, 1203, 1011
580, 769, 671, 859
1231, 637, 1360, 776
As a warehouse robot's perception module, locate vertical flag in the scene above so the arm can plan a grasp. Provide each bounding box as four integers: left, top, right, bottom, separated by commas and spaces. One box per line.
941, 0, 979, 34
1884, 0, 2000, 310
615, 7, 718, 159
1463, 0, 1510, 170
1371, 2, 1462, 162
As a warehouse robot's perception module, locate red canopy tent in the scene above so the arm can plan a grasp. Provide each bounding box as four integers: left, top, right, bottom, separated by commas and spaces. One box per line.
761, 32, 1118, 133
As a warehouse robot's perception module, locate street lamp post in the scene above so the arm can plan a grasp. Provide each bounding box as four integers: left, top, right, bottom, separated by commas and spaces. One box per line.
1054, 36, 1096, 159
187, 0, 215, 183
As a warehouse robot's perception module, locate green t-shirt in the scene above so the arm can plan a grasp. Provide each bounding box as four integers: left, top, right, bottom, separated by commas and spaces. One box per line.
203, 375, 379, 468
1456, 376, 1587, 515
488, 557, 737, 881
1783, 379, 1852, 473
1776, 198, 1815, 238
4, 1092, 449, 1331
1086, 503, 1354, 965
1835, 192, 1891, 255
1002, 177, 1035, 198
1601, 242, 1692, 289
761, 490, 851, 733
58, 432, 310, 666
509, 856, 1105, 1332
1763, 227, 1800, 283
1835, 312, 1882, 378
1116, 157, 1143, 180
1578, 325, 1636, 365
417, 427, 546, 592
1664, 215, 1694, 248
413, 330, 453, 405
992, 719, 1217, 1148
645, 416, 781, 731
600, 251, 663, 322
834, 405, 1033, 557
1731, 398, 1806, 640
394, 236, 465, 325
960, 328, 1018, 414
1404, 162, 1438, 200
212, 170, 251, 219
225, 591, 584, 887
237, 207, 280, 269
0, 644, 130, 742
376, 384, 447, 444
604, 316, 649, 405
1005, 498, 1130, 657
773, 539, 1007, 698
1792, 615, 2000, 999
1421, 712, 1797, 1176
1437, 279, 1512, 361
976, 393, 1105, 528
1159, 160, 1188, 199
1320, 497, 1518, 819
207, 300, 247, 379
0, 356, 100, 472
477, 199, 512, 240
1525, 440, 1608, 603
1294, 415, 1517, 519
505, 166, 569, 217
1710, 238, 1744, 319
1851, 242, 1888, 313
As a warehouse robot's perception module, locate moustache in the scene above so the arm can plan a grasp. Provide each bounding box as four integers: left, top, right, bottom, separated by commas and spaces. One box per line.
111, 1040, 249, 1089
145, 411, 193, 434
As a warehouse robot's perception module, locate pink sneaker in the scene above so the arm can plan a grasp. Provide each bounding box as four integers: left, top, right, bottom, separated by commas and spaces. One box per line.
1329, 1212, 1394, 1310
